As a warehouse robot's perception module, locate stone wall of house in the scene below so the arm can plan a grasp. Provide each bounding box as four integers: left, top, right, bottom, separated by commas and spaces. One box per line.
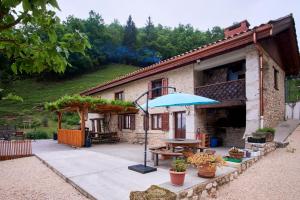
90, 64, 196, 147
262, 52, 285, 128
221, 127, 245, 148
244, 47, 261, 136
86, 46, 265, 146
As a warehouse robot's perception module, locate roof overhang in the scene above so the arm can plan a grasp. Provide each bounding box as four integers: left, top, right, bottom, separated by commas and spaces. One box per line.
81, 15, 300, 96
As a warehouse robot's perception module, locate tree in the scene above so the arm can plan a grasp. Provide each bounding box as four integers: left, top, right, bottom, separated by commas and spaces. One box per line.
142, 16, 157, 49
123, 15, 137, 49
0, 0, 90, 74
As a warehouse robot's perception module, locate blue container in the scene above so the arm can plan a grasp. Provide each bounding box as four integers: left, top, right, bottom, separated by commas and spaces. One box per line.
210, 137, 218, 147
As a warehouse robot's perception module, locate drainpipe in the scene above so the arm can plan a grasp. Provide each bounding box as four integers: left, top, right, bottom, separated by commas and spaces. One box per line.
253, 30, 264, 128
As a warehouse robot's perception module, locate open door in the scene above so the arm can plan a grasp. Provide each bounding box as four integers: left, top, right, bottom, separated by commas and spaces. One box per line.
175, 112, 186, 139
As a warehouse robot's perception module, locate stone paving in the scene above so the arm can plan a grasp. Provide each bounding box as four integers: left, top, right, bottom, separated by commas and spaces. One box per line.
33, 141, 235, 200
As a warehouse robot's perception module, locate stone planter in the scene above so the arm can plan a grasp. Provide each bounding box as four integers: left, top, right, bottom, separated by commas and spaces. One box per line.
169, 169, 186, 186
197, 164, 216, 178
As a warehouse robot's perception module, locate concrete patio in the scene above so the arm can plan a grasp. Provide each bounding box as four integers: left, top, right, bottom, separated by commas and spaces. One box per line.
33, 140, 236, 200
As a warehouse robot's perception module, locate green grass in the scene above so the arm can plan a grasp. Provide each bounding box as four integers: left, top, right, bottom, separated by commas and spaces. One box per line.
0, 64, 138, 135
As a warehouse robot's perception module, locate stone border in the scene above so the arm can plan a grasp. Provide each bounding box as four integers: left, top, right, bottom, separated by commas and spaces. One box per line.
176, 142, 277, 200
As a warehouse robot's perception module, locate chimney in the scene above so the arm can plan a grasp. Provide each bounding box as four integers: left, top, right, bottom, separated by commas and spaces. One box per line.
224, 20, 250, 38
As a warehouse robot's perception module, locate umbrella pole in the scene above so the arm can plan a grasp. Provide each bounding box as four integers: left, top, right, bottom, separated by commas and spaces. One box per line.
144, 118, 148, 167
128, 89, 157, 174
144, 93, 149, 167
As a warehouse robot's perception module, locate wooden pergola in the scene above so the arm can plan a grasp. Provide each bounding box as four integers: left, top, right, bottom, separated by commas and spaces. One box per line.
54, 102, 138, 147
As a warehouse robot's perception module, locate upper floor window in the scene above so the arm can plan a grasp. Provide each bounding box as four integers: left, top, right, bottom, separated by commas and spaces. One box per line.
115, 91, 124, 100
151, 79, 163, 98
274, 68, 279, 90
151, 114, 162, 130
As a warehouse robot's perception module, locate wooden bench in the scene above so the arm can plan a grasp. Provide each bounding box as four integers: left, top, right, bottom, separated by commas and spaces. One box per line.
150, 150, 183, 166
149, 145, 167, 160
90, 132, 120, 143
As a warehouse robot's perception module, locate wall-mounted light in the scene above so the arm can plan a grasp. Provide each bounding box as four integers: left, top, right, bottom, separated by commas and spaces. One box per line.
185, 106, 191, 115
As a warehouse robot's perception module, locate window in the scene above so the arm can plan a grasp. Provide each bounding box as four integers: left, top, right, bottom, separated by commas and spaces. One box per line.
151, 114, 162, 130
122, 114, 135, 130
274, 68, 279, 90
151, 79, 163, 98
115, 91, 124, 100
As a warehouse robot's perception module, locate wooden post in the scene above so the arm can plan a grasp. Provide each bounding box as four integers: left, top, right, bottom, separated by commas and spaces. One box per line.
57, 112, 62, 129
80, 108, 86, 147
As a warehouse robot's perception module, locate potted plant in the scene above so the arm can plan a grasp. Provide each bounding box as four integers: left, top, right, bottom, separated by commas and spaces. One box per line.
250, 127, 275, 143
169, 158, 188, 186
228, 147, 244, 159
188, 153, 224, 178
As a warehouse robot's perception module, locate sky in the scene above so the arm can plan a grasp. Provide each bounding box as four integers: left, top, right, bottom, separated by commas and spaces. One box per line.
56, 0, 300, 46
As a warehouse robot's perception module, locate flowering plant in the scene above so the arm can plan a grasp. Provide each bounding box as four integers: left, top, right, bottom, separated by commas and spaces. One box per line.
187, 153, 225, 167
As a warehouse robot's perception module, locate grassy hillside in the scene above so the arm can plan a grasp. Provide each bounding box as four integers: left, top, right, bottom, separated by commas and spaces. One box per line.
0, 64, 138, 135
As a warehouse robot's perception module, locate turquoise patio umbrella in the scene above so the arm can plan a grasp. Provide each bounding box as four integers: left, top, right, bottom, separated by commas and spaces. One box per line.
141, 92, 219, 109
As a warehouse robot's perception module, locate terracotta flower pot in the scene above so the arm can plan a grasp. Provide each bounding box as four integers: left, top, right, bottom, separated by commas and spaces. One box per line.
197, 164, 216, 178
229, 151, 244, 159
169, 169, 186, 186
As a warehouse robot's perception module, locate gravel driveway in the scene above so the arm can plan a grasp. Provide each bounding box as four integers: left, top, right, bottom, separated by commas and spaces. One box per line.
213, 126, 300, 200
0, 156, 87, 200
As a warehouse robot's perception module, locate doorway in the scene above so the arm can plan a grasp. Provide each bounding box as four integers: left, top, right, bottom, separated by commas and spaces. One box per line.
175, 112, 186, 139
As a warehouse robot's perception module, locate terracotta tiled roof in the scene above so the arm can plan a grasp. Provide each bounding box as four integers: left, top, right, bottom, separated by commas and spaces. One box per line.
81, 14, 298, 96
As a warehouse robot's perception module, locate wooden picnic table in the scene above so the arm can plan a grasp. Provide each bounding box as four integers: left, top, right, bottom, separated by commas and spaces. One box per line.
150, 149, 183, 166
162, 139, 202, 152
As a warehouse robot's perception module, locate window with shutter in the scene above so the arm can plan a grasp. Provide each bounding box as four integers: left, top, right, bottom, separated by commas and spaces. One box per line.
151, 114, 162, 130
161, 113, 169, 131
115, 91, 124, 100
151, 79, 163, 99
121, 114, 135, 130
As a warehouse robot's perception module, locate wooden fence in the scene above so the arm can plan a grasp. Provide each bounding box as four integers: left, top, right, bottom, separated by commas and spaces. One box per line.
0, 140, 32, 161
58, 129, 84, 147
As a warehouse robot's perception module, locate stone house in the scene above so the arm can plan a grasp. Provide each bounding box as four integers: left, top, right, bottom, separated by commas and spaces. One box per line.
81, 15, 300, 148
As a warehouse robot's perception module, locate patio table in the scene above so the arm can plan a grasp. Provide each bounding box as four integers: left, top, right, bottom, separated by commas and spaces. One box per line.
162, 139, 202, 152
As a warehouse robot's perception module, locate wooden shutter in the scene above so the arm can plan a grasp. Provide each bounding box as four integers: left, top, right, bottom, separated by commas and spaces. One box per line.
148, 81, 152, 99
118, 115, 123, 130
161, 113, 169, 131
91, 120, 95, 132
130, 115, 136, 130
143, 115, 149, 131
162, 78, 168, 95
96, 119, 101, 133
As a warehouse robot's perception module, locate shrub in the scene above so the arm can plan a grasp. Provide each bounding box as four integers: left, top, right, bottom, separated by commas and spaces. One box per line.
31, 119, 41, 128
26, 130, 49, 139
257, 127, 275, 134
65, 114, 80, 125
